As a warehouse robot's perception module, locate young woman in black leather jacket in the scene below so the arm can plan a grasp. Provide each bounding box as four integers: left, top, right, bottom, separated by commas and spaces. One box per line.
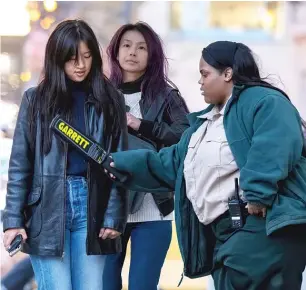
3, 19, 128, 290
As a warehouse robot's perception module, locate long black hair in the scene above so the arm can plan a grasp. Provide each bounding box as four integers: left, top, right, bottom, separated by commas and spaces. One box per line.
202, 41, 290, 100
29, 19, 125, 154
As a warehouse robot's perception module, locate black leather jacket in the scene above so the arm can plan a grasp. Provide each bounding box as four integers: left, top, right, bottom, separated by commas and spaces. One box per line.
138, 87, 189, 148
125, 85, 190, 216
3, 86, 128, 256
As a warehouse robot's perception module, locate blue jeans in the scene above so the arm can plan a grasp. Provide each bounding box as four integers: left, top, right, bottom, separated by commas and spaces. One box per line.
30, 176, 106, 290
103, 220, 172, 290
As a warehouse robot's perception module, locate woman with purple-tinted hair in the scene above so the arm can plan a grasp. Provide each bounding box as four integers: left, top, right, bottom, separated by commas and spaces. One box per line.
103, 21, 189, 290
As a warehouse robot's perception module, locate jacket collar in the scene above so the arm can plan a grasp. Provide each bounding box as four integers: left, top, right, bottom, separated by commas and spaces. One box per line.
187, 85, 246, 126
118, 76, 143, 94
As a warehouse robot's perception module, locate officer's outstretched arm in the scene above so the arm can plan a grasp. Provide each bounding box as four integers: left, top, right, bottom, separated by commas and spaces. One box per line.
111, 143, 182, 193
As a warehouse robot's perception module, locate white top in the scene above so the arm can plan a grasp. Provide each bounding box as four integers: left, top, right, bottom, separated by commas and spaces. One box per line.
183, 98, 242, 225
124, 92, 173, 222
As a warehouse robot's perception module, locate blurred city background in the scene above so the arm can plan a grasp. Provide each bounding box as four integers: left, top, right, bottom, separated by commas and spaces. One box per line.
1, 1, 306, 289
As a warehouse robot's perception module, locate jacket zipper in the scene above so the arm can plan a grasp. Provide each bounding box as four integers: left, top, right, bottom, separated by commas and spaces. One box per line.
139, 98, 145, 117
84, 101, 90, 254
62, 142, 68, 259
177, 271, 184, 287
177, 180, 186, 287
177, 134, 193, 285
177, 194, 191, 286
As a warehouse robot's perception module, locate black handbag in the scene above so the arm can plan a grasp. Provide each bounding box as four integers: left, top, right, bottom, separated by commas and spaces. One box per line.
127, 133, 157, 151
126, 87, 175, 213
127, 133, 157, 213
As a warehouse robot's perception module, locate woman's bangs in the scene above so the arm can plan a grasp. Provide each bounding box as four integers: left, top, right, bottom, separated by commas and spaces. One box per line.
59, 32, 80, 63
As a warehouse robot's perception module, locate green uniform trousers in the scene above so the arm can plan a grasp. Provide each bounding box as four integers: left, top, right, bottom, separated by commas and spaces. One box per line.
211, 212, 306, 290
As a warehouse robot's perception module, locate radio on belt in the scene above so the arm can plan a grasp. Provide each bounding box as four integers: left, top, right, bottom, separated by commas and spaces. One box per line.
228, 178, 247, 229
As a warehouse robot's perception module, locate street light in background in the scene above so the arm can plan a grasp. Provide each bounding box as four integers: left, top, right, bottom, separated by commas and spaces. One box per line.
40, 16, 56, 30
258, 6, 275, 31
29, 8, 41, 22
0, 1, 31, 103
20, 71, 32, 83
0, 0, 31, 36
43, 0, 58, 13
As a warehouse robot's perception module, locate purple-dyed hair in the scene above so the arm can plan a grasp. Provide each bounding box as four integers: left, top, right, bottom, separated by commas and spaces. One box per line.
107, 21, 175, 104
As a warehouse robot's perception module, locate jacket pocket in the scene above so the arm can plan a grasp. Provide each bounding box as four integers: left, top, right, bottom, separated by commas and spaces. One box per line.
205, 137, 235, 166
282, 156, 306, 205
27, 189, 41, 205
24, 187, 42, 238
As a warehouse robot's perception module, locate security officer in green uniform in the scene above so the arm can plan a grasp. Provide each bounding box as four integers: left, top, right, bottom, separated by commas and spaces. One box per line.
106, 41, 306, 290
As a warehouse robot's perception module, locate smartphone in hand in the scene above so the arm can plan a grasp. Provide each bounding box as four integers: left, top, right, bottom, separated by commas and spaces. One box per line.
7, 234, 23, 257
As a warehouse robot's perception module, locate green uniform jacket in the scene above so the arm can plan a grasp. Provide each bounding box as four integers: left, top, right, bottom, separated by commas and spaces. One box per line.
112, 85, 306, 278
